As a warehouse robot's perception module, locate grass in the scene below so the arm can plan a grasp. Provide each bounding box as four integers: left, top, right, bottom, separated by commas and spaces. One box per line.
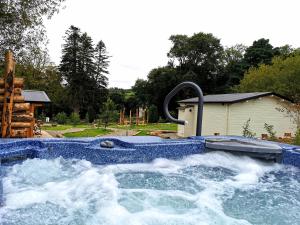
42, 124, 92, 131
63, 128, 111, 138
42, 125, 73, 131
135, 130, 152, 136
110, 123, 177, 131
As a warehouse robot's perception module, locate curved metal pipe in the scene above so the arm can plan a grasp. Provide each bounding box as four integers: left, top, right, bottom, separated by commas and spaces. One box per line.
163, 81, 204, 136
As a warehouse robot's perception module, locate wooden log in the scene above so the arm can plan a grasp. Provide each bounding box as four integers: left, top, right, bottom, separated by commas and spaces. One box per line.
11, 128, 28, 138
0, 112, 33, 118
13, 112, 33, 117
11, 122, 32, 128
0, 77, 24, 88
0, 95, 24, 103
1, 50, 15, 138
0, 88, 22, 95
13, 103, 30, 112
12, 114, 34, 122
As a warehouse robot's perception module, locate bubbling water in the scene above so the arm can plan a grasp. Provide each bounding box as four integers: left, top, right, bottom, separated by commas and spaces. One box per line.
0, 152, 300, 225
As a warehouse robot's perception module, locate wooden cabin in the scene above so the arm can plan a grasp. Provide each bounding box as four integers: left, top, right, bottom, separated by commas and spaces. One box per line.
22, 90, 51, 137
1, 51, 51, 138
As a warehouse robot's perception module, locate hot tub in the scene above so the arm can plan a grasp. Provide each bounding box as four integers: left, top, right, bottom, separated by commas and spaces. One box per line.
0, 136, 300, 225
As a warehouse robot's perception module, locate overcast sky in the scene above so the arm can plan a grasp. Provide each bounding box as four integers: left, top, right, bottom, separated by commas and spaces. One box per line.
44, 0, 300, 89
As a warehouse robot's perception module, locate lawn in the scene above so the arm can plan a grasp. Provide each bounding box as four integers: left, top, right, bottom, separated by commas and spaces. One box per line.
63, 128, 111, 138
42, 124, 91, 131
135, 130, 152, 136
110, 123, 177, 131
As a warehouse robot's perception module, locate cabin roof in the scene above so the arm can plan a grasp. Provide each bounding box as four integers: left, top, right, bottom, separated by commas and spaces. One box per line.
22, 90, 51, 103
178, 92, 292, 104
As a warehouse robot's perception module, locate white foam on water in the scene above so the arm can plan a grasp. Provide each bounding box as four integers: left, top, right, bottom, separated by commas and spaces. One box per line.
0, 152, 299, 225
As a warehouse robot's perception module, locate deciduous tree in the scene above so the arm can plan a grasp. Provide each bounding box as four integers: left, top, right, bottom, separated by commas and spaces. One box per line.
0, 0, 65, 62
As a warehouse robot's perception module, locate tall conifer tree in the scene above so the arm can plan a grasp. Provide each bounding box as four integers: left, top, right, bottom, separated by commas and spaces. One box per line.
59, 26, 110, 116
59, 25, 82, 113
95, 40, 109, 89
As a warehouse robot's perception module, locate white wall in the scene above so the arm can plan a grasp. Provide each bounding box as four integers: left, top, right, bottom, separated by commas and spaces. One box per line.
228, 96, 296, 137
177, 104, 196, 137
178, 103, 228, 137
178, 96, 297, 137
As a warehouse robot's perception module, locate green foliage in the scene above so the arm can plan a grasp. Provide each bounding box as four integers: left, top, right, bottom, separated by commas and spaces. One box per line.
167, 32, 225, 93
95, 40, 109, 88
243, 38, 276, 69
54, 112, 68, 124
242, 118, 256, 138
99, 98, 119, 128
131, 79, 149, 107
37, 112, 46, 122
144, 66, 179, 115
0, 0, 65, 62
59, 26, 109, 114
70, 112, 80, 126
264, 123, 277, 141
276, 103, 300, 130
294, 129, 300, 146
108, 88, 126, 110
223, 44, 247, 87
87, 106, 96, 123
236, 55, 300, 102
148, 105, 159, 123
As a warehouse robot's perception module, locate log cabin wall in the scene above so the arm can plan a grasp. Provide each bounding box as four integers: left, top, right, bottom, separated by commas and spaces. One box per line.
1, 51, 34, 138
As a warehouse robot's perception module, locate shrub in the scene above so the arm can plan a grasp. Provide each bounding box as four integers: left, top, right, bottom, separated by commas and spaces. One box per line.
264, 123, 277, 141
242, 118, 256, 138
99, 98, 118, 128
294, 129, 300, 145
148, 105, 159, 123
54, 112, 68, 124
70, 112, 80, 126
37, 112, 46, 122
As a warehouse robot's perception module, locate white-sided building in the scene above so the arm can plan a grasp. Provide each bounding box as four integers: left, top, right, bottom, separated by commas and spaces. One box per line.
177, 92, 296, 138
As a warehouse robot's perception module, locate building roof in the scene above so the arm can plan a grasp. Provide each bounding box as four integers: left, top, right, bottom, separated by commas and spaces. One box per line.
22, 90, 51, 103
178, 92, 292, 104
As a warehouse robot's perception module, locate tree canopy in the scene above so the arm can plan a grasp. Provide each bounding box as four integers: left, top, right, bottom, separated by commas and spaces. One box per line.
59, 25, 109, 116
131, 35, 300, 118
0, 0, 65, 62
236, 54, 300, 102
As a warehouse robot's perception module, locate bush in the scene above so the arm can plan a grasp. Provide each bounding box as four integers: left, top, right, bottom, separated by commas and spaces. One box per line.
148, 105, 159, 123
54, 112, 68, 124
37, 112, 46, 122
294, 129, 300, 145
99, 98, 118, 128
70, 112, 80, 126
264, 123, 277, 141
242, 118, 256, 138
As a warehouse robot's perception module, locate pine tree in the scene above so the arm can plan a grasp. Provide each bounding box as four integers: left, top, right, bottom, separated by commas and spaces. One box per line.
94, 40, 110, 112
95, 40, 109, 89
78, 32, 98, 109
59, 25, 82, 113
59, 26, 110, 115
